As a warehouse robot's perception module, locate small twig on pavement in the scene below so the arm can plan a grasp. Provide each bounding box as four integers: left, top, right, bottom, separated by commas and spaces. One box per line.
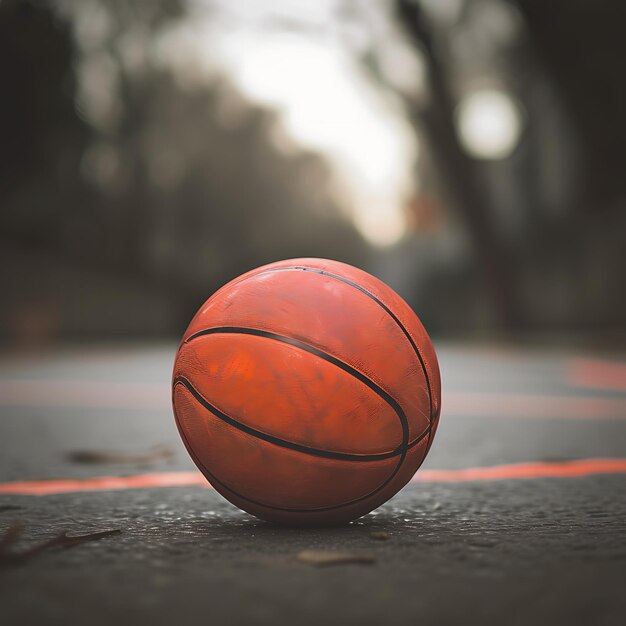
0, 525, 121, 566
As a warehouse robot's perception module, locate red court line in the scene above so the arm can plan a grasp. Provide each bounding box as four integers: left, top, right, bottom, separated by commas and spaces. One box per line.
444, 391, 626, 419
1, 459, 625, 496
567, 358, 626, 392
411, 458, 626, 482
2, 380, 626, 419
0, 472, 207, 496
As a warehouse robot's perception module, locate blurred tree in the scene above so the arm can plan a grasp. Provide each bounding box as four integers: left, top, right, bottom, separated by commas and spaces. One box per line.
360, 0, 626, 333
0, 0, 85, 246
394, 0, 521, 329
0, 0, 367, 340
516, 0, 626, 209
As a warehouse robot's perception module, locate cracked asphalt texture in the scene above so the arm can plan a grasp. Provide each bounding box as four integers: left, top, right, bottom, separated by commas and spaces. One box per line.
1, 342, 625, 626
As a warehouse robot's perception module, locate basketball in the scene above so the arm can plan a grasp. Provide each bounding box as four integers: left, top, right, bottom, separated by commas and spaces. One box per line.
172, 258, 441, 525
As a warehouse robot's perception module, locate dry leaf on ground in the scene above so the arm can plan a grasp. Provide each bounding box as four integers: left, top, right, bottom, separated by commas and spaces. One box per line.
296, 549, 376, 567
369, 531, 391, 540
0, 525, 121, 566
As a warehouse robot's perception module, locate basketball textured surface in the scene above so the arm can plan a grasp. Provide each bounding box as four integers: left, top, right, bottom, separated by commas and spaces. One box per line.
172, 258, 441, 524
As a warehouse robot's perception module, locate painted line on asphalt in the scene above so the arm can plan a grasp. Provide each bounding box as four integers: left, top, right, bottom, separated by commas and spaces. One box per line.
0, 380, 168, 410
443, 391, 626, 419
1, 458, 625, 496
411, 458, 626, 482
1, 380, 625, 419
567, 357, 626, 392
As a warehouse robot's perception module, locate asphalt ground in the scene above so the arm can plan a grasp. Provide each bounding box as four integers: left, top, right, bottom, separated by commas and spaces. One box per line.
0, 341, 625, 626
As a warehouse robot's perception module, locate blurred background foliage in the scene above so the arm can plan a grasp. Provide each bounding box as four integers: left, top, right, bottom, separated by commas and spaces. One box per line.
1, 0, 625, 346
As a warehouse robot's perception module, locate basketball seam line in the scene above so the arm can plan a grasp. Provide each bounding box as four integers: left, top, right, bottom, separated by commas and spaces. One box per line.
265, 265, 439, 457
174, 375, 428, 462
184, 325, 410, 444
180, 263, 434, 428
176, 264, 435, 513
178, 325, 415, 511
173, 384, 431, 514
264, 266, 435, 427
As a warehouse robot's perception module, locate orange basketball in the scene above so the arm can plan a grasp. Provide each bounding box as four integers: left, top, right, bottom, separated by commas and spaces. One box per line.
172, 258, 441, 525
